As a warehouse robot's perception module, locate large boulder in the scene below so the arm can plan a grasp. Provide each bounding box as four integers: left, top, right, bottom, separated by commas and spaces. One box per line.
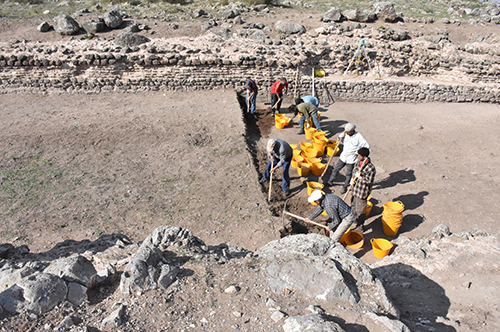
274, 21, 306, 34
265, 255, 358, 303
44, 255, 97, 288
358, 9, 377, 23
0, 273, 67, 314
322, 7, 344, 22
104, 8, 123, 29
53, 14, 80, 35
343, 9, 360, 21
120, 244, 174, 295
235, 29, 269, 43
37, 21, 52, 33
0, 261, 45, 293
114, 32, 150, 47
82, 19, 106, 34
257, 234, 399, 317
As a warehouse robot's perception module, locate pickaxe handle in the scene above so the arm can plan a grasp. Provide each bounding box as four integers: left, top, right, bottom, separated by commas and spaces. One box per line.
268, 160, 274, 202
320, 145, 339, 179
284, 211, 330, 230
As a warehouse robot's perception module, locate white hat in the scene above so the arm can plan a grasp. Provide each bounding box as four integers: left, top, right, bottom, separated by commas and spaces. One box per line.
345, 123, 356, 131
267, 139, 276, 152
308, 190, 324, 203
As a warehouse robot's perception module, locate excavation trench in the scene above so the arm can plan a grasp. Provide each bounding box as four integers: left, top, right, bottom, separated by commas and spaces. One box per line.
237, 91, 330, 238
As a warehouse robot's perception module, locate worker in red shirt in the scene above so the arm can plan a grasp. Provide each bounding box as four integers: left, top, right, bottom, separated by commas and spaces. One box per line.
270, 78, 288, 116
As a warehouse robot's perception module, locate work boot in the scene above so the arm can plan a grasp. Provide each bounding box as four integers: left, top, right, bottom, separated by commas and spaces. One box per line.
339, 187, 347, 195
283, 189, 290, 197
259, 177, 267, 184
324, 180, 334, 187
296, 129, 305, 135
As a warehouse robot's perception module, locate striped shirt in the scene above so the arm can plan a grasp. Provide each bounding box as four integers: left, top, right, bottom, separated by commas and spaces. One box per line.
308, 194, 352, 230
352, 159, 376, 200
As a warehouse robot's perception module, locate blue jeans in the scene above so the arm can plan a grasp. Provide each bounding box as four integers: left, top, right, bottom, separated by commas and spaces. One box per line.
271, 93, 283, 113
263, 157, 292, 191
327, 159, 354, 190
247, 90, 258, 114
299, 113, 322, 132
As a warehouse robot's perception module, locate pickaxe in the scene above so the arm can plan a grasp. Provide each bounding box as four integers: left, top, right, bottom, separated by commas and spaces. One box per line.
282, 210, 330, 231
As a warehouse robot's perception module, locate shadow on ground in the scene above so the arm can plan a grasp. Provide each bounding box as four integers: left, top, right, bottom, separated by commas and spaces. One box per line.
373, 263, 456, 332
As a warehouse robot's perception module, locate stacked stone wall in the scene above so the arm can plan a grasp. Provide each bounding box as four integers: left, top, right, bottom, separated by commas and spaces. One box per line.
0, 61, 499, 103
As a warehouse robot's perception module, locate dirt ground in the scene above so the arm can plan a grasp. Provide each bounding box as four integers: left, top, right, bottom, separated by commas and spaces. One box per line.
1, 90, 500, 332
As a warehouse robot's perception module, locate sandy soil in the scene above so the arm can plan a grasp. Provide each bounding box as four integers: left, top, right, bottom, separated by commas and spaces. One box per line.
2, 88, 499, 256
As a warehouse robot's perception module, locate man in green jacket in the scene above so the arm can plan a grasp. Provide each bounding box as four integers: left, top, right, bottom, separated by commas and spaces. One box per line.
288, 103, 322, 134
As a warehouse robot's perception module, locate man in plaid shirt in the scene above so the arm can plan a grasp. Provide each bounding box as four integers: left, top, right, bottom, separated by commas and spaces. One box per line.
350, 147, 376, 231
305, 190, 355, 241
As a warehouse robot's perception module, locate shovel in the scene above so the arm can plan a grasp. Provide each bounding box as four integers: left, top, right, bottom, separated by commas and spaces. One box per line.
268, 160, 274, 202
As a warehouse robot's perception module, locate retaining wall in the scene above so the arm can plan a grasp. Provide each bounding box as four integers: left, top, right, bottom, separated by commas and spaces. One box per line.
0, 62, 499, 103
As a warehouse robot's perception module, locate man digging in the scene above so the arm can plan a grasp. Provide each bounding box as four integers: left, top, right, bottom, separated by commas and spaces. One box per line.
259, 138, 293, 198
349, 147, 376, 231
305, 190, 355, 241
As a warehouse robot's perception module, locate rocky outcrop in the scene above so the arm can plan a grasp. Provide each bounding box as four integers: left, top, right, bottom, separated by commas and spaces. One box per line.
0, 225, 497, 331
257, 234, 399, 317
53, 14, 80, 35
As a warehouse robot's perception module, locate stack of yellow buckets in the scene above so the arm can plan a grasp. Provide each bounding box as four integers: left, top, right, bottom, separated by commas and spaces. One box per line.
275, 114, 291, 129
381, 201, 404, 236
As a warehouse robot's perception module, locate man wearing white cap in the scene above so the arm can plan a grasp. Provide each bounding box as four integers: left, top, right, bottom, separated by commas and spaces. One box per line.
259, 138, 293, 197
325, 123, 369, 194
305, 190, 356, 241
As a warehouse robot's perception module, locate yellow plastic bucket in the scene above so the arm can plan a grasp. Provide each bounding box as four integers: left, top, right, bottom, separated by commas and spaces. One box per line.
300, 142, 313, 151
275, 118, 286, 129
313, 132, 326, 141
327, 146, 339, 157
311, 162, 326, 176
302, 150, 318, 159
383, 201, 404, 213
314, 70, 325, 77
305, 127, 318, 140
303, 157, 321, 165
371, 238, 393, 259
307, 181, 324, 196
291, 155, 304, 168
340, 229, 364, 249
290, 144, 298, 150
297, 163, 310, 176
312, 142, 326, 156
381, 217, 400, 236
293, 149, 301, 157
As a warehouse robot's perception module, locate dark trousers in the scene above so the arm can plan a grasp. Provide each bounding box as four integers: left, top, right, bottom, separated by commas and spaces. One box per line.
264, 157, 291, 191
271, 93, 283, 113
327, 159, 354, 190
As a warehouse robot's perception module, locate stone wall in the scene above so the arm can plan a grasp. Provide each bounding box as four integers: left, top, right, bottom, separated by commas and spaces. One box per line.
1, 62, 498, 103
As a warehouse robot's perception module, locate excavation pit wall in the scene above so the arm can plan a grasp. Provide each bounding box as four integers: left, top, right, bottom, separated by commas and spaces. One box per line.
0, 62, 499, 103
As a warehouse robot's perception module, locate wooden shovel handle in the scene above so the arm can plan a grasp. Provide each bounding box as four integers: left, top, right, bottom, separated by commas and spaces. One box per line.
284, 211, 330, 230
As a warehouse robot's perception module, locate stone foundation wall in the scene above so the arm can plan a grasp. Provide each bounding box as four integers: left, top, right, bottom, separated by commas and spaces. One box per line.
0, 63, 498, 103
